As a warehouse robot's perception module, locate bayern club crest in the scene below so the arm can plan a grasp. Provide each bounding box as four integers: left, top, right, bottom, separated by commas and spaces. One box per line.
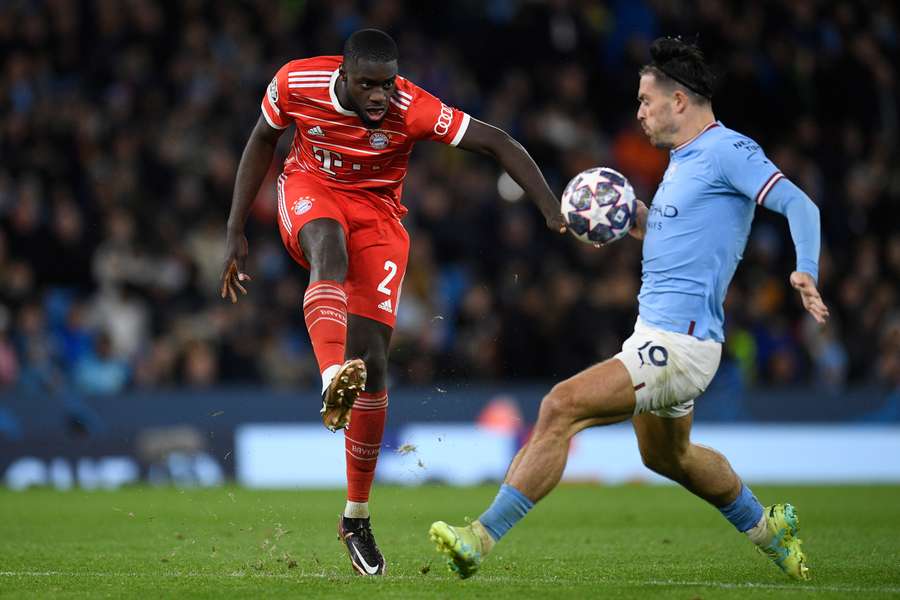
369, 131, 390, 149
292, 197, 314, 215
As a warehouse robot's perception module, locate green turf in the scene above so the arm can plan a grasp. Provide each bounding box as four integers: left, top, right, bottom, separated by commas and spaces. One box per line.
1, 484, 898, 598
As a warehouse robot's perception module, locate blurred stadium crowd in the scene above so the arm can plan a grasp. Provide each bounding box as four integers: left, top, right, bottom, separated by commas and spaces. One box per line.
1, 0, 898, 399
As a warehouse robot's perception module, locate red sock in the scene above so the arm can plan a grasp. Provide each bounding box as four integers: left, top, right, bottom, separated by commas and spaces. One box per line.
303, 280, 348, 375
344, 390, 388, 502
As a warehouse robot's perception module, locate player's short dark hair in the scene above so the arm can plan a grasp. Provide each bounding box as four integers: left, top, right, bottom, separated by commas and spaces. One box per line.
343, 29, 398, 66
640, 37, 715, 104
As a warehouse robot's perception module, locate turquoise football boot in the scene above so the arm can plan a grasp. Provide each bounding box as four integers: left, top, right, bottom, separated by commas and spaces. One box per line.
758, 503, 810, 580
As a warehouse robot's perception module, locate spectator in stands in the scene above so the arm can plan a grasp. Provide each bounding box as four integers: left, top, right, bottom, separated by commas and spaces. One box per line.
0, 0, 896, 401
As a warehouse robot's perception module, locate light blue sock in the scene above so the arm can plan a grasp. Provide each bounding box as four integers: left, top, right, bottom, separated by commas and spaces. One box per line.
478, 483, 534, 541
719, 483, 764, 532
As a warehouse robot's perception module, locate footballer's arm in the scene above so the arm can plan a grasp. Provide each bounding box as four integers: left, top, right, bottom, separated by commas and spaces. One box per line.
221, 116, 286, 303
456, 118, 567, 233
761, 178, 830, 324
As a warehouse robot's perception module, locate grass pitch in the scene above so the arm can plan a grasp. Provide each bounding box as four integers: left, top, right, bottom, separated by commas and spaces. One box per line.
1, 484, 898, 598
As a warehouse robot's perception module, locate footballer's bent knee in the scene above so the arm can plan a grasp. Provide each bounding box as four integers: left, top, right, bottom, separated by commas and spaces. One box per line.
537, 382, 580, 427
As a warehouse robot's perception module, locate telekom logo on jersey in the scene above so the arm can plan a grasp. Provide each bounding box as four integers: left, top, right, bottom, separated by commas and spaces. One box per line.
311, 145, 387, 176
312, 145, 343, 175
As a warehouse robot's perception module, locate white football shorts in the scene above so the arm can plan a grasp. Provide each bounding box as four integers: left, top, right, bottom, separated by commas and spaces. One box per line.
614, 317, 722, 418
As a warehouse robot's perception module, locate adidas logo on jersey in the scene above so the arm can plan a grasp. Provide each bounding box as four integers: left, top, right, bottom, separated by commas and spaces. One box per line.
377, 299, 393, 313
307, 126, 325, 137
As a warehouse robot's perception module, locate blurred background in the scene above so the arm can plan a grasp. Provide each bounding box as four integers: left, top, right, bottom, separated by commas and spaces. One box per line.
1, 0, 898, 489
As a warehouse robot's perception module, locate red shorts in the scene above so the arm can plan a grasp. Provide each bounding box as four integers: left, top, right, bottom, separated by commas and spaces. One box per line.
276, 173, 409, 328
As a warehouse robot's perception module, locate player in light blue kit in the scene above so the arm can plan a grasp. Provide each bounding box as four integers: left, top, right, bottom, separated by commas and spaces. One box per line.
430, 37, 829, 580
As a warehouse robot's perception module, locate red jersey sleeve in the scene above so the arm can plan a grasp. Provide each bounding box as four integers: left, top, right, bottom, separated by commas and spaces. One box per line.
261, 63, 292, 130
402, 82, 471, 146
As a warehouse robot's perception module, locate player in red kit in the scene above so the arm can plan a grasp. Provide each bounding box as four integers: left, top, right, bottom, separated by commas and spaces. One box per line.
220, 29, 565, 576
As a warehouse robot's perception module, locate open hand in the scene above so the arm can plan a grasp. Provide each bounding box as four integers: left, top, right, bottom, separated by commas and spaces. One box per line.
790, 271, 829, 324
220, 231, 251, 304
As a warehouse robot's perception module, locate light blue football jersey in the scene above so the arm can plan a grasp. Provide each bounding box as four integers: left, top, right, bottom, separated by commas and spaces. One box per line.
639, 121, 785, 342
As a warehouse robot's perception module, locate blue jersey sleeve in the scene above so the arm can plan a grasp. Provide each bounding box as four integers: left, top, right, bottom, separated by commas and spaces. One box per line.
713, 134, 820, 281
759, 178, 821, 282
713, 135, 783, 205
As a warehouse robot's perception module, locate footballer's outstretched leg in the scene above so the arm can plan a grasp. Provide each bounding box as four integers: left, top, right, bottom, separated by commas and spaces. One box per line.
430, 359, 635, 578
632, 412, 810, 580
298, 218, 358, 430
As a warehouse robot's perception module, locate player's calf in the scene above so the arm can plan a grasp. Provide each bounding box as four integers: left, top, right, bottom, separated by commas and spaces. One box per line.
343, 389, 388, 519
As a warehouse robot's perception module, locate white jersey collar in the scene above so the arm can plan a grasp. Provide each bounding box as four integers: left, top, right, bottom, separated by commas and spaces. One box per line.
329, 69, 357, 117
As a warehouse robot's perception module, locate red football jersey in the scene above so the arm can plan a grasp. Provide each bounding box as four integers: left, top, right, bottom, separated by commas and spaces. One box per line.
261, 55, 470, 217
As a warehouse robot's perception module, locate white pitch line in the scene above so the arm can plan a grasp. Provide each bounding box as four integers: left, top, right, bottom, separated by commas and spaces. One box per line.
0, 571, 299, 579
1, 571, 898, 594
644, 579, 900, 594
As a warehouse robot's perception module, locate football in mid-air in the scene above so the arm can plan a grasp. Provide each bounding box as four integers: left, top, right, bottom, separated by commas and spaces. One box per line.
561, 167, 636, 245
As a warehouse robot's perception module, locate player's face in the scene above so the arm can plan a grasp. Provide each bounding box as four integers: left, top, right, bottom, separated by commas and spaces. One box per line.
637, 74, 678, 148
341, 59, 398, 127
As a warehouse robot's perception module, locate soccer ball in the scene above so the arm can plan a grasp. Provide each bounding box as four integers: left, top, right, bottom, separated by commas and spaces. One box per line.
560, 167, 636, 245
